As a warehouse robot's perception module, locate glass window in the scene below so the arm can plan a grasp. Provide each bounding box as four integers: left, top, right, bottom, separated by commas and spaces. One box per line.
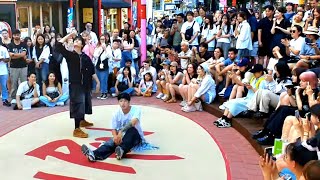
18, 7, 29, 29
51, 3, 60, 32
42, 3, 51, 27
32, 3, 41, 27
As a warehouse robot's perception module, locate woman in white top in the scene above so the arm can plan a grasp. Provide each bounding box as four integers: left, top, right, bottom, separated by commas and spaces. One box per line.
182, 63, 216, 112
32, 34, 51, 89
216, 14, 233, 59
121, 33, 135, 68
281, 25, 305, 59
201, 15, 217, 53
234, 12, 252, 58
93, 34, 110, 100
39, 72, 69, 107
208, 47, 225, 73
179, 63, 198, 107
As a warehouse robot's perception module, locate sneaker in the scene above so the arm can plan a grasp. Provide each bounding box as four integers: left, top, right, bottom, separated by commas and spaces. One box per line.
100, 93, 108, 100
3, 100, 11, 107
56, 102, 64, 106
97, 94, 104, 99
111, 93, 117, 97
161, 94, 168, 100
11, 99, 16, 104
179, 100, 186, 107
80, 120, 94, 127
217, 119, 232, 128
182, 105, 197, 112
218, 88, 226, 96
73, 128, 88, 138
219, 104, 226, 110
213, 117, 224, 126
115, 146, 124, 160
156, 93, 164, 99
194, 101, 203, 111
81, 144, 96, 162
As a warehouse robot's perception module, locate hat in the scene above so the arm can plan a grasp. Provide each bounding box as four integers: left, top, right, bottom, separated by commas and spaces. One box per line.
304, 27, 319, 36
161, 59, 171, 66
236, 57, 250, 67
117, 92, 131, 101
250, 64, 264, 73
310, 104, 320, 118
200, 62, 210, 73
170, 61, 178, 67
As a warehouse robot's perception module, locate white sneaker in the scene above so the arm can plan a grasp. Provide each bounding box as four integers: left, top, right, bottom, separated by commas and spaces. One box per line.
156, 93, 164, 99
219, 103, 226, 110
180, 100, 186, 107
195, 101, 203, 111
218, 88, 226, 96
182, 105, 197, 112
112, 93, 117, 97
11, 99, 16, 104
161, 94, 168, 100
56, 102, 64, 106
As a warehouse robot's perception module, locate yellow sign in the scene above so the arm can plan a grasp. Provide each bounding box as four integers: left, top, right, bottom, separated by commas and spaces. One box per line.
164, 0, 172, 3
83, 8, 93, 23
109, 9, 117, 15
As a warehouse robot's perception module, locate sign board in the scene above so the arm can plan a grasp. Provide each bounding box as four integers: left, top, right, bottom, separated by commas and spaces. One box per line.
67, 8, 73, 28
164, 4, 176, 10
164, 0, 172, 3
83, 8, 93, 23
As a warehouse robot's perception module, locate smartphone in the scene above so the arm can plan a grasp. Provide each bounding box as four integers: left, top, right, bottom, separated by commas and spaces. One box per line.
305, 112, 311, 121
264, 147, 276, 160
295, 110, 300, 120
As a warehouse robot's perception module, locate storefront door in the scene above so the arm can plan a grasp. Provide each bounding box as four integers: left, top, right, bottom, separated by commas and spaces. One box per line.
17, 7, 30, 38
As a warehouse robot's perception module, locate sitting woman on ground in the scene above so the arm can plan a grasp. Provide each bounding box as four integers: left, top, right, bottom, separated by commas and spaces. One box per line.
155, 59, 171, 99
259, 132, 320, 180
164, 61, 184, 103
207, 47, 225, 75
214, 64, 267, 128
246, 61, 292, 118
39, 72, 69, 107
182, 63, 216, 112
135, 72, 153, 97
111, 66, 134, 97
253, 71, 317, 145
179, 63, 198, 107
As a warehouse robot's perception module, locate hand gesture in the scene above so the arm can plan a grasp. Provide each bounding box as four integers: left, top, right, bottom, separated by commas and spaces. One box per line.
305, 83, 313, 96
48, 97, 53, 102
101, 43, 107, 50
258, 155, 278, 178
35, 62, 41, 69
52, 98, 58, 102
281, 39, 290, 47
183, 69, 187, 75
33, 82, 37, 88
114, 134, 122, 145
245, 84, 253, 90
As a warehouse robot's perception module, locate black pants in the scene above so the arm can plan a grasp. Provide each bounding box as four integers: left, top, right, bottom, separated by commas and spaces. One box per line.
93, 127, 142, 160
69, 83, 92, 129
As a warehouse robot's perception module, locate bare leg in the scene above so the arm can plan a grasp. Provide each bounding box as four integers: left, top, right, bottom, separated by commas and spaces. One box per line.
236, 86, 244, 98
156, 80, 162, 94
281, 116, 296, 142
229, 84, 238, 100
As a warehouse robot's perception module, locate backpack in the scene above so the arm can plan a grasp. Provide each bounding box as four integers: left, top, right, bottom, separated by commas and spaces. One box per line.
185, 21, 195, 41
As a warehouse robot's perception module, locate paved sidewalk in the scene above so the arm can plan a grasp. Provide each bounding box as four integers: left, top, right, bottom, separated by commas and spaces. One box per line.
0, 96, 263, 180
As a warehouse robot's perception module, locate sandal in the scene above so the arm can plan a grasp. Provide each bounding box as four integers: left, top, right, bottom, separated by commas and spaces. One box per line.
166, 98, 176, 103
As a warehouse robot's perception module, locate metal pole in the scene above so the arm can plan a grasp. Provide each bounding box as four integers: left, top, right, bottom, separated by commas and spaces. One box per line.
140, 0, 147, 66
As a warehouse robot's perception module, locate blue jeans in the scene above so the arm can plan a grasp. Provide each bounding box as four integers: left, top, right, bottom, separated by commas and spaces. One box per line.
39, 94, 69, 107
93, 127, 141, 160
35, 63, 49, 87
96, 68, 109, 93
0, 74, 9, 101
121, 51, 133, 68
110, 87, 135, 95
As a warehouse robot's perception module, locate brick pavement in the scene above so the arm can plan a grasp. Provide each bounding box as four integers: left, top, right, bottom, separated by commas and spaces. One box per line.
0, 96, 263, 180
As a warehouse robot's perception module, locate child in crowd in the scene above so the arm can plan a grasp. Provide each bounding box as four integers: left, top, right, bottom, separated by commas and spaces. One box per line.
135, 72, 153, 97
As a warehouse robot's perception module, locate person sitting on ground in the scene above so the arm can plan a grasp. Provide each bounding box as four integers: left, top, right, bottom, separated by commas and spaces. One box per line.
182, 63, 216, 112
155, 59, 171, 99
118, 59, 136, 82
192, 42, 212, 64
135, 72, 153, 97
138, 60, 157, 91
214, 64, 267, 128
14, 72, 40, 110
81, 93, 145, 161
179, 63, 198, 107
39, 72, 69, 107
246, 62, 292, 118
295, 26, 320, 69
164, 61, 184, 103
111, 66, 134, 97
178, 41, 192, 70
207, 47, 225, 74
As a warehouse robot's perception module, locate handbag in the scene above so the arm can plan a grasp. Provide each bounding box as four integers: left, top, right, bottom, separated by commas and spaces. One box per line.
47, 91, 59, 99
185, 21, 195, 41
96, 50, 108, 71
117, 81, 129, 92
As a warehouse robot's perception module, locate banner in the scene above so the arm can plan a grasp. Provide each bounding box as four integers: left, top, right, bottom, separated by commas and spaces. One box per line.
220, 0, 227, 6
83, 8, 93, 23
67, 8, 73, 28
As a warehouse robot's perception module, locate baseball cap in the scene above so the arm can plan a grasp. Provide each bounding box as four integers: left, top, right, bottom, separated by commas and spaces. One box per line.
161, 59, 171, 66
170, 61, 178, 67
250, 64, 264, 73
236, 57, 250, 67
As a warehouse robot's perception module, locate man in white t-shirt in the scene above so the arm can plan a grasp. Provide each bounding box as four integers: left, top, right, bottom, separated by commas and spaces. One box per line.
14, 72, 40, 110
0, 43, 11, 106
81, 93, 144, 161
178, 41, 193, 70
181, 11, 200, 48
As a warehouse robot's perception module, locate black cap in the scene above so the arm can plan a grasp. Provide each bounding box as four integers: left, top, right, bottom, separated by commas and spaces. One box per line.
250, 64, 264, 73
117, 92, 131, 101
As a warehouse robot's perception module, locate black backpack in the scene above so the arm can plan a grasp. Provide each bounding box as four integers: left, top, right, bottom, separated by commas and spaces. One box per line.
185, 21, 195, 41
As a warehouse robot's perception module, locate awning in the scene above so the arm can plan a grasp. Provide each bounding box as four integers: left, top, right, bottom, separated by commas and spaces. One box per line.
102, 0, 131, 8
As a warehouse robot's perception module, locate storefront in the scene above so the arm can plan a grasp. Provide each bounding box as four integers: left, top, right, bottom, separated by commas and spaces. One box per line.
0, 0, 17, 31
16, 0, 68, 38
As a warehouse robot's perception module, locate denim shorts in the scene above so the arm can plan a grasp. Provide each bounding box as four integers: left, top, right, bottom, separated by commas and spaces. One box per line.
204, 92, 212, 104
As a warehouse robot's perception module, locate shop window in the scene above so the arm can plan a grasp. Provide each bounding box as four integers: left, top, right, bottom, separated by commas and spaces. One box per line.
32, 3, 41, 27
42, 3, 50, 27
51, 3, 60, 32
154, 0, 161, 10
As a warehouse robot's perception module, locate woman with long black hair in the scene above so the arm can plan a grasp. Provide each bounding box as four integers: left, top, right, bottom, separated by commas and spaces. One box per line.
216, 14, 233, 59
201, 15, 217, 54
